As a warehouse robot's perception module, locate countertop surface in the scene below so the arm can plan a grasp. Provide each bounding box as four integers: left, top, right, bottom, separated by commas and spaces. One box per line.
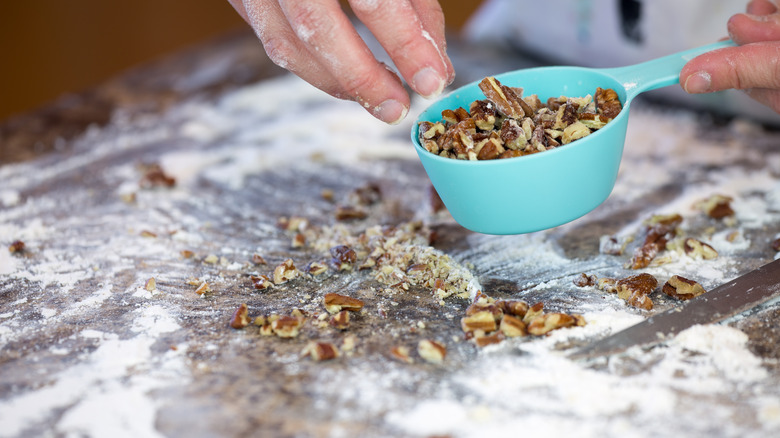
1, 30, 780, 438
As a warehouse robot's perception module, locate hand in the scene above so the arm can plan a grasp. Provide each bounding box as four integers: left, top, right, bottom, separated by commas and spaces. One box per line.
226, 0, 455, 124
680, 0, 780, 114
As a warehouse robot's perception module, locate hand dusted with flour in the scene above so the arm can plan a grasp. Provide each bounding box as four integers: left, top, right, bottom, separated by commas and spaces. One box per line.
226, 0, 454, 124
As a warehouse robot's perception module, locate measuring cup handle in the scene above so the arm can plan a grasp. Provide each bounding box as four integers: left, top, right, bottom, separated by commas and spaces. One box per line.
602, 40, 736, 101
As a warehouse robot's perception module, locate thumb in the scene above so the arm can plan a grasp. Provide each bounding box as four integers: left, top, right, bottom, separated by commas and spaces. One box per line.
680, 42, 780, 94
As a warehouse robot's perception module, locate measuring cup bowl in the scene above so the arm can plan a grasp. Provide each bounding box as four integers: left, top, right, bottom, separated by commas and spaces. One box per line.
412, 40, 734, 235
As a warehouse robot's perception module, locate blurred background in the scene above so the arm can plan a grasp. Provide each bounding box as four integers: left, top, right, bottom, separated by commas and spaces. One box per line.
0, 1, 480, 121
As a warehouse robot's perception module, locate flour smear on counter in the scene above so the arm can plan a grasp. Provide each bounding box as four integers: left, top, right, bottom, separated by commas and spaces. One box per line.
1, 73, 779, 437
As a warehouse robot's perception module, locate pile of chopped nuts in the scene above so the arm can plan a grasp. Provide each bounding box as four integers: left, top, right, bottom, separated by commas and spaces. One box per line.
418, 76, 622, 160
576, 272, 708, 310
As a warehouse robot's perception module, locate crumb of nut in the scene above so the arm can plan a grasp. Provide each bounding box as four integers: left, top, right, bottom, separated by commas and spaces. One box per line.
599, 235, 629, 255
259, 323, 274, 336
291, 308, 307, 318
195, 282, 210, 295
120, 192, 137, 204
203, 254, 219, 264
272, 315, 305, 338
628, 213, 683, 269
253, 316, 266, 326
144, 278, 156, 292
601, 273, 658, 310
323, 293, 365, 314
277, 216, 309, 232
694, 194, 735, 219
8, 240, 25, 253
251, 253, 267, 265
461, 311, 498, 333
663, 275, 707, 300
772, 237, 780, 252
680, 237, 718, 260
306, 261, 328, 276
329, 245, 357, 271
335, 205, 368, 221
329, 310, 350, 330
498, 300, 529, 318
466, 301, 503, 321
473, 332, 505, 348
250, 275, 272, 290
273, 259, 298, 284
417, 339, 446, 364
139, 163, 175, 188
573, 273, 597, 287
342, 335, 357, 353
527, 313, 577, 336
291, 233, 306, 248
303, 342, 339, 361
140, 230, 157, 238
522, 302, 544, 324
180, 250, 194, 259
390, 346, 414, 364
230, 303, 250, 329
185, 277, 201, 286
349, 183, 382, 206
499, 315, 527, 337
321, 189, 335, 202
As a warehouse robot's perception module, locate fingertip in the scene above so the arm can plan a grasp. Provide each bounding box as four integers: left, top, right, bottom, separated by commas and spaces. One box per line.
682, 71, 713, 94
371, 99, 410, 124
412, 67, 446, 99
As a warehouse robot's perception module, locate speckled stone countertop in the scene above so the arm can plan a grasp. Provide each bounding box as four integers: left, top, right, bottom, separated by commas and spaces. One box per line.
1, 29, 780, 438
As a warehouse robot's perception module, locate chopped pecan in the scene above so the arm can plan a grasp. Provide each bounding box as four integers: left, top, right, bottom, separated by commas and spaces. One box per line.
499, 118, 528, 151
390, 345, 414, 364
330, 245, 357, 271
417, 339, 446, 364
527, 313, 576, 335
498, 300, 530, 318
772, 237, 780, 252
595, 87, 622, 120
8, 240, 25, 253
663, 275, 706, 300
602, 273, 658, 310
195, 282, 211, 295
272, 315, 305, 338
230, 303, 250, 329
334, 205, 368, 221
461, 311, 498, 333
251, 253, 267, 265
306, 261, 328, 276
679, 237, 718, 260
628, 214, 683, 269
478, 77, 530, 119
323, 293, 365, 314
499, 315, 527, 337
250, 275, 272, 290
469, 99, 498, 130
473, 332, 505, 348
573, 273, 597, 287
329, 310, 350, 330
693, 194, 735, 219
139, 163, 176, 188
523, 302, 545, 324
349, 183, 382, 206
303, 342, 339, 361
562, 121, 591, 144
144, 278, 156, 292
273, 259, 298, 284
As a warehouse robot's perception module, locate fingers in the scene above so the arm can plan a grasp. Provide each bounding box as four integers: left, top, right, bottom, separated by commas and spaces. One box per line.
746, 0, 778, 15
681, 42, 780, 113
728, 13, 780, 44
348, 0, 453, 98
277, 0, 411, 123
409, 0, 455, 83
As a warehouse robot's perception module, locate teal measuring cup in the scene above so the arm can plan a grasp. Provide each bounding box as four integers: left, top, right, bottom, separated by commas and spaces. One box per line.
412, 40, 735, 235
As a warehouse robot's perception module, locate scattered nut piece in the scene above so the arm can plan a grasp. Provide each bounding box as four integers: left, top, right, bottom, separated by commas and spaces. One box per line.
663, 275, 707, 300
694, 194, 735, 219
250, 275, 272, 290
461, 311, 498, 333
140, 230, 157, 238
272, 315, 305, 338
473, 332, 505, 348
323, 293, 365, 314
303, 342, 339, 361
291, 233, 306, 248
144, 278, 156, 292
329, 310, 350, 330
195, 282, 210, 295
139, 163, 176, 188
8, 240, 25, 253
273, 259, 298, 284
335, 205, 368, 221
499, 315, 527, 337
321, 189, 335, 202
390, 345, 414, 364
573, 273, 597, 287
772, 237, 780, 252
498, 300, 529, 318
599, 273, 658, 310
203, 254, 219, 264
251, 253, 267, 265
417, 339, 446, 364
180, 250, 194, 259
306, 261, 328, 276
523, 302, 544, 324
527, 313, 576, 336
230, 303, 250, 329
628, 213, 683, 269
277, 216, 309, 232
681, 237, 718, 260
330, 245, 357, 271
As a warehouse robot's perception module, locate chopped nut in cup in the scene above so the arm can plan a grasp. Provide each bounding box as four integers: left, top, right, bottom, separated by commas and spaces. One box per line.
417, 77, 622, 161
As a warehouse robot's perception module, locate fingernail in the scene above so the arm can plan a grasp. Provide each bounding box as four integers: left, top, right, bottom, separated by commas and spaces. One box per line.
683, 71, 712, 94
374, 99, 408, 124
413, 67, 445, 99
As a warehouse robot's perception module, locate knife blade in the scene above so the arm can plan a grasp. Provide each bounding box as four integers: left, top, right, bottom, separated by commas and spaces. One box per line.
570, 257, 780, 360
